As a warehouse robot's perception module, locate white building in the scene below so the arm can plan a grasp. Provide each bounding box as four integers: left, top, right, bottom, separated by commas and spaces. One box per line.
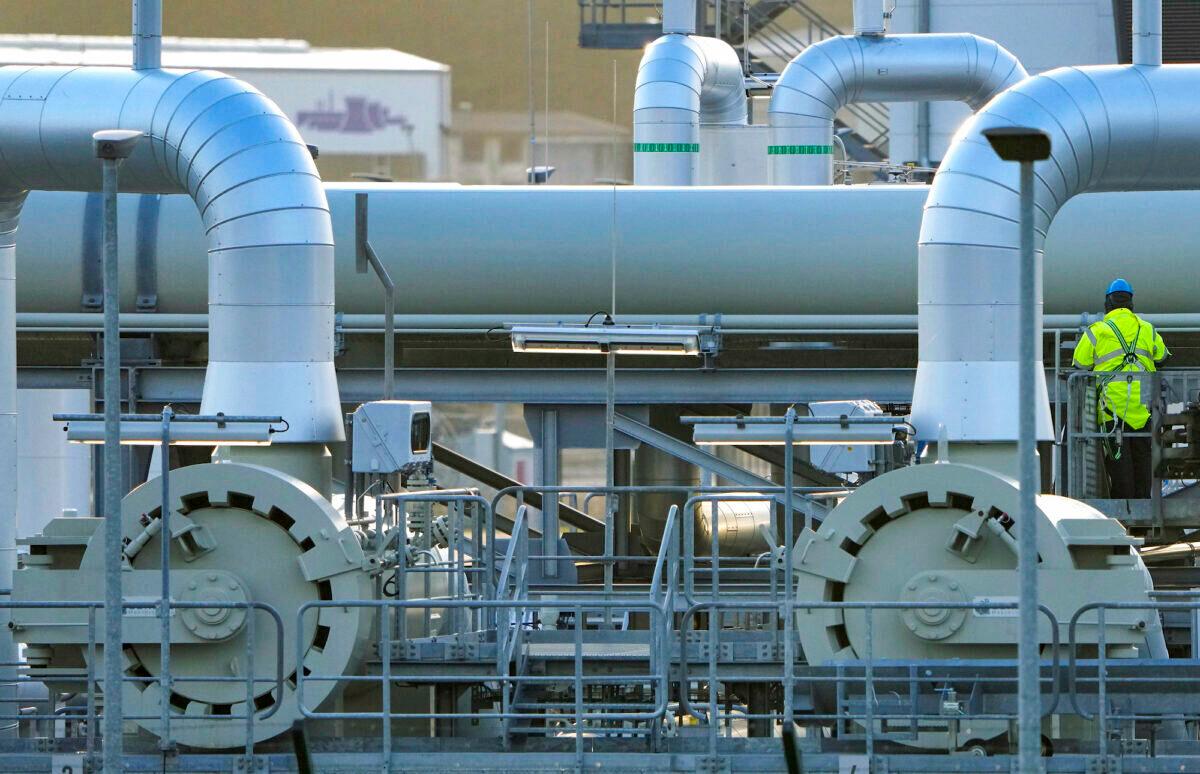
0, 34, 451, 181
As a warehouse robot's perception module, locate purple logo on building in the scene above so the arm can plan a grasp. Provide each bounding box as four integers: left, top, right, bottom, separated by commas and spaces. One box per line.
297, 95, 413, 134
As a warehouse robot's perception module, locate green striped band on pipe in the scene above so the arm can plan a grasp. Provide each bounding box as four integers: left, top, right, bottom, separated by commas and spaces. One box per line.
767, 145, 834, 155
633, 142, 700, 153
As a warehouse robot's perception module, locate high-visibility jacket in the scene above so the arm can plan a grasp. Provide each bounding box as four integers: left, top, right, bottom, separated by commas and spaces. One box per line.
1072, 308, 1169, 429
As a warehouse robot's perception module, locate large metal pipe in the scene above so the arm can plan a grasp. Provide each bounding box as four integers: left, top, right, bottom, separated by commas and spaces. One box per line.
769, 34, 1026, 184
633, 35, 747, 185
913, 62, 1200, 444
0, 66, 339, 444
15, 185, 1200, 319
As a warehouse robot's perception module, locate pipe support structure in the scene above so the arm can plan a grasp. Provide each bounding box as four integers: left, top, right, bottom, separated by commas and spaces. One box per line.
912, 62, 1200, 445
769, 33, 1026, 185
633, 34, 747, 185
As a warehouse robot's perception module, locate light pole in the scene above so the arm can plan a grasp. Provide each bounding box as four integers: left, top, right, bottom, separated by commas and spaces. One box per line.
93, 127, 143, 773
982, 125, 1052, 772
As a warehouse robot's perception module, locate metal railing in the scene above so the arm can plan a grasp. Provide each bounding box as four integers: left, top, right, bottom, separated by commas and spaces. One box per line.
1064, 368, 1200, 503
677, 599, 1062, 760
6, 599, 283, 766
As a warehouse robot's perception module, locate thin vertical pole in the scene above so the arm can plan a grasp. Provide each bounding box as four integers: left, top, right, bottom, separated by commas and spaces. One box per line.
101, 156, 125, 773
603, 351, 616, 602
158, 405, 173, 750
544, 21, 551, 176
1017, 158, 1041, 772
782, 407, 795, 736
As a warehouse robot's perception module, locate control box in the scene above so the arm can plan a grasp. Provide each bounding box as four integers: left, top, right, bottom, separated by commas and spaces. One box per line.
351, 400, 432, 474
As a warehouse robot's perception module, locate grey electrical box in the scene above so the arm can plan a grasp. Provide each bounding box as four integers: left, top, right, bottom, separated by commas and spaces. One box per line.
352, 400, 432, 473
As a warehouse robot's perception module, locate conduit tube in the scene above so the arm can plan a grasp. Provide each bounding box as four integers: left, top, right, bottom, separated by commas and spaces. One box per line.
633, 34, 747, 185
911, 60, 1200, 446
768, 33, 1026, 185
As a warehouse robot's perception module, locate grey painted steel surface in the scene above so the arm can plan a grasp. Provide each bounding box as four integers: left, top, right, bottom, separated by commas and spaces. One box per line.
913, 63, 1200, 443
0, 65, 339, 444
633, 35, 747, 185
769, 34, 1026, 185
16, 184, 1200, 318
100, 156, 125, 769
1016, 159, 1040, 771
0, 193, 22, 741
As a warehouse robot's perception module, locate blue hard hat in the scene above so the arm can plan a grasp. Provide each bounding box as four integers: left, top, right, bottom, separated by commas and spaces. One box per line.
1107, 278, 1133, 296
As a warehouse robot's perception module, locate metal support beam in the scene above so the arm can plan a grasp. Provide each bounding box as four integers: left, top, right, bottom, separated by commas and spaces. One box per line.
540, 408, 560, 579
430, 442, 599, 532
16, 366, 924, 406
612, 412, 830, 518
99, 150, 125, 774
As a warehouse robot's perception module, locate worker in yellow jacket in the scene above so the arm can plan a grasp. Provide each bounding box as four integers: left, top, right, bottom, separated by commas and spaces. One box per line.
1072, 279, 1169, 498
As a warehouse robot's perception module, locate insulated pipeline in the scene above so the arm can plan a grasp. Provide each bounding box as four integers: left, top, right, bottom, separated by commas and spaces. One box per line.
633, 34, 747, 185
913, 62, 1200, 443
0, 65, 340, 443
769, 33, 1026, 185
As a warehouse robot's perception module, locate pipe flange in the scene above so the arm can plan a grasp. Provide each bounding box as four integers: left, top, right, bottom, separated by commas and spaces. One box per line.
179, 570, 250, 641
900, 572, 967, 641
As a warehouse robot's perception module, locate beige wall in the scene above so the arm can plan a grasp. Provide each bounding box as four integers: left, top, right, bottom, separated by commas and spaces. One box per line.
0, 1, 645, 129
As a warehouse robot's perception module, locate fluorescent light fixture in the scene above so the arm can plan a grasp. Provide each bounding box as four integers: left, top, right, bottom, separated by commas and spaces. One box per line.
509, 324, 702, 356
64, 421, 274, 446
693, 423, 900, 446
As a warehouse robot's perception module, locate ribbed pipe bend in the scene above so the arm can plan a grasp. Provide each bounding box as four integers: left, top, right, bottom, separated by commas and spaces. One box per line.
633, 34, 747, 185
913, 63, 1200, 443
0, 65, 340, 443
768, 33, 1026, 185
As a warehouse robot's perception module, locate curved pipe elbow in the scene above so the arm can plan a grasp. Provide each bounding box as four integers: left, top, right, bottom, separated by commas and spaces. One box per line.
768, 33, 1026, 185
0, 66, 340, 442
914, 63, 1200, 443
633, 34, 747, 185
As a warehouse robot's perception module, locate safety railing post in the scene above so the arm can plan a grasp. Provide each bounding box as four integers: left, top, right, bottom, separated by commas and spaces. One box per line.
158, 405, 174, 752
1098, 605, 1107, 757
381, 602, 392, 774
574, 602, 585, 769
243, 605, 255, 766
86, 606, 97, 764
864, 606, 875, 764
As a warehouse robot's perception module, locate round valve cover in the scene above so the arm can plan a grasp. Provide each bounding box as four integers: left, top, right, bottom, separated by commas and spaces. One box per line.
789, 462, 1154, 750
77, 462, 372, 748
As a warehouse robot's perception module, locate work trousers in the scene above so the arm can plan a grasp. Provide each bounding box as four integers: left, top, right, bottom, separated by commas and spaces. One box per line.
1102, 418, 1153, 499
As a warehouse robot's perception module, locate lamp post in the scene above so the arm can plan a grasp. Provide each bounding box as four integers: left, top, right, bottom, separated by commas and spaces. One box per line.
93, 128, 142, 772
982, 125, 1052, 773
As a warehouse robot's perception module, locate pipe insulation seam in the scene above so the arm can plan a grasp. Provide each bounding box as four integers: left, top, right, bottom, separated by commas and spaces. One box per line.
913, 63, 1200, 443
0, 64, 340, 442
768, 33, 1027, 185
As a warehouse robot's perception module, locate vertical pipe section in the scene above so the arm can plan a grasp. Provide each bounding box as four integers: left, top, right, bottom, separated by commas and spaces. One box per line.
1016, 159, 1039, 771
633, 34, 747, 185
1133, 0, 1162, 66
853, 0, 885, 36
132, 0, 162, 71
100, 157, 125, 774
662, 0, 699, 34
0, 192, 25, 739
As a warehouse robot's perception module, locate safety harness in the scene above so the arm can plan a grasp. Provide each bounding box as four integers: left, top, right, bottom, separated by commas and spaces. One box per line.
1094, 317, 1145, 459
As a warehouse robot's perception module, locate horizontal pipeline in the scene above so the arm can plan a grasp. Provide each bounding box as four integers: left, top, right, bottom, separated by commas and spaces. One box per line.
19, 312, 1200, 334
